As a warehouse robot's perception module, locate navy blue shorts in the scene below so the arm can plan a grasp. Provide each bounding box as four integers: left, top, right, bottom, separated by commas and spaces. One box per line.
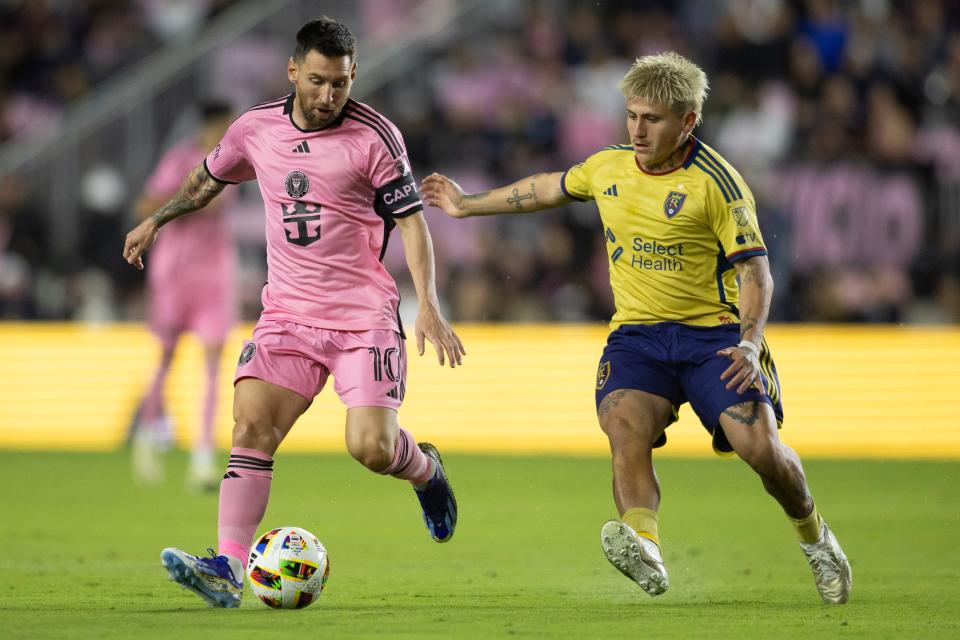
595, 323, 784, 453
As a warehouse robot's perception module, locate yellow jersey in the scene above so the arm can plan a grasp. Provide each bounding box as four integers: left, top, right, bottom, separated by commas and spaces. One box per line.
562, 137, 767, 329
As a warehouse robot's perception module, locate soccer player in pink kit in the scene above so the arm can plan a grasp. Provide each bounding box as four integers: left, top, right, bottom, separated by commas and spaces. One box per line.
123, 17, 465, 608
131, 101, 236, 491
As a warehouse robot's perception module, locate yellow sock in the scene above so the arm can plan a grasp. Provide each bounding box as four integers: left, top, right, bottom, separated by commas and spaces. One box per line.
790, 506, 823, 544
622, 507, 659, 546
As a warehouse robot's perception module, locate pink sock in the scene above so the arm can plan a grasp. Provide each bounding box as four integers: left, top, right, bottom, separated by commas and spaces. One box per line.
379, 428, 435, 485
198, 352, 220, 450
218, 447, 272, 566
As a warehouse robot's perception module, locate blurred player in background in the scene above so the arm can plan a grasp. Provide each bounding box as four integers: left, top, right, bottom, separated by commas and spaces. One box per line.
422, 52, 852, 604
131, 101, 236, 491
124, 16, 463, 608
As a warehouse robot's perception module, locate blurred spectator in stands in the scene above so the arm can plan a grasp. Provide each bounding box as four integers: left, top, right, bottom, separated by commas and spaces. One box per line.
0, 173, 42, 318
2, 0, 960, 325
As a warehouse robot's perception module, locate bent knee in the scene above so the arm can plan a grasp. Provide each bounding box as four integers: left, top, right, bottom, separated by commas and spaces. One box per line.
601, 413, 638, 437
346, 431, 395, 472
737, 438, 789, 475
600, 414, 665, 450
232, 416, 281, 453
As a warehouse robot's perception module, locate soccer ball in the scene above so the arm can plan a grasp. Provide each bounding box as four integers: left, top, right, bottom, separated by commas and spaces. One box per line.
247, 526, 330, 609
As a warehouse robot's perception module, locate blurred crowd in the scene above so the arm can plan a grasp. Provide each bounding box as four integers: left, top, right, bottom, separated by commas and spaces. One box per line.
378, 0, 960, 324
3, 0, 960, 324
0, 0, 234, 143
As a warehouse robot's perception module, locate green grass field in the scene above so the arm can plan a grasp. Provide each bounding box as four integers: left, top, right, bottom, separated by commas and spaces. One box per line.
4, 451, 959, 639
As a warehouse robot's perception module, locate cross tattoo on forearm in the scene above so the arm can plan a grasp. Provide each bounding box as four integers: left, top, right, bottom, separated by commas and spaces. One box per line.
507, 187, 534, 210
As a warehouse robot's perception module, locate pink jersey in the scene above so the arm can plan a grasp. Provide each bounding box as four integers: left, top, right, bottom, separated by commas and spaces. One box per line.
204, 95, 422, 333
145, 138, 237, 283
144, 138, 237, 343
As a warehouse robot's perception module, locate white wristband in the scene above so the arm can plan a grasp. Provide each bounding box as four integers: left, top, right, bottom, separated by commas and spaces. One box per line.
738, 339, 760, 357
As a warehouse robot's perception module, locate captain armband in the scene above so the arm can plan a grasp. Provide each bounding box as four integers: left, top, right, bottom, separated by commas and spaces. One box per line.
374, 173, 423, 219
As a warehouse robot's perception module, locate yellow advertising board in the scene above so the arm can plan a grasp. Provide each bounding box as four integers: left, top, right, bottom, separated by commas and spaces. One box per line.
0, 323, 957, 458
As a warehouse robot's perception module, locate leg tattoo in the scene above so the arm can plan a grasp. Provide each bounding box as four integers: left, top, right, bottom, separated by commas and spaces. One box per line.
723, 401, 761, 427
598, 389, 629, 422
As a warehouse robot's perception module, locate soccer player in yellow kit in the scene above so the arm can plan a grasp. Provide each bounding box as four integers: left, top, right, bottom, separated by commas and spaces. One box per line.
421, 52, 852, 604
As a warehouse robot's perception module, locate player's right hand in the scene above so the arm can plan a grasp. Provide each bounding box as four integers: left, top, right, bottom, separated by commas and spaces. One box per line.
123, 217, 159, 270
420, 173, 469, 219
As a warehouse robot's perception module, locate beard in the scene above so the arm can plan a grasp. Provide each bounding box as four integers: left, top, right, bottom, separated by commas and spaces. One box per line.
296, 94, 341, 129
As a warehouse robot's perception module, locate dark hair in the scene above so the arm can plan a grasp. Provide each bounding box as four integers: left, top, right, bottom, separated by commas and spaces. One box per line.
294, 16, 357, 61
199, 100, 233, 123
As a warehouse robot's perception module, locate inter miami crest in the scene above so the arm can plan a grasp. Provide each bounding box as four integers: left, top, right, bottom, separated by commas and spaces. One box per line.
596, 361, 611, 390
285, 170, 310, 199
664, 191, 687, 219
394, 158, 409, 176
238, 343, 256, 366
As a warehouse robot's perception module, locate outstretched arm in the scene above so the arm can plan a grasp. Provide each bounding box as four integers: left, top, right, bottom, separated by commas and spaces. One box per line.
123, 163, 225, 270
420, 171, 572, 218
717, 255, 774, 394
395, 211, 466, 368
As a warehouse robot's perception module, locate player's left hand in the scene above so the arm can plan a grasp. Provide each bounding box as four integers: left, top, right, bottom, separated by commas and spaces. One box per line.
123, 216, 159, 270
717, 345, 766, 395
416, 304, 466, 368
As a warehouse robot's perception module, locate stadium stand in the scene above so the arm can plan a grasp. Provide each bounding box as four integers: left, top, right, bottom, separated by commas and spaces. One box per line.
1, 0, 959, 325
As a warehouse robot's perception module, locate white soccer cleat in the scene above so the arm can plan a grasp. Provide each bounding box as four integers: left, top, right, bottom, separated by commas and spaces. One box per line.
132, 427, 164, 486
800, 521, 852, 604
600, 520, 669, 596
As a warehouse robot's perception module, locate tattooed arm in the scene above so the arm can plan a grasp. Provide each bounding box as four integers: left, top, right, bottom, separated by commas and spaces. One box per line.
717, 255, 774, 395
419, 172, 571, 219
123, 163, 226, 270
733, 255, 773, 347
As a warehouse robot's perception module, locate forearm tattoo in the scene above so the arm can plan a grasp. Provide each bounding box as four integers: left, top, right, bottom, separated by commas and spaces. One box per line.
151, 165, 225, 227
739, 262, 770, 341
740, 312, 758, 339
723, 401, 761, 426
506, 184, 538, 209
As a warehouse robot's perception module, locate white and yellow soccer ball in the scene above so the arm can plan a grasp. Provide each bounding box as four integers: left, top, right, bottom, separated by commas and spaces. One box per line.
247, 526, 330, 609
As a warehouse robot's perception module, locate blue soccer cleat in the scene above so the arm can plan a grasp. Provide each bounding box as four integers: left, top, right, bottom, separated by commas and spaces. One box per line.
413, 443, 457, 543
161, 547, 243, 608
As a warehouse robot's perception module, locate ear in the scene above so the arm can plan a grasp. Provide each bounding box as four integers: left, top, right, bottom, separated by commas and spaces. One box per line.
683, 111, 697, 135
349, 61, 357, 82
287, 56, 297, 84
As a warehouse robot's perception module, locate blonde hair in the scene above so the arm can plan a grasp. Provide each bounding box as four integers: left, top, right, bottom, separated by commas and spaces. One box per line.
618, 52, 709, 126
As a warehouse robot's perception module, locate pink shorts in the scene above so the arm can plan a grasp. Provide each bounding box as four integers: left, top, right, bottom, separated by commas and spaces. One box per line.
233, 318, 406, 409
148, 273, 235, 348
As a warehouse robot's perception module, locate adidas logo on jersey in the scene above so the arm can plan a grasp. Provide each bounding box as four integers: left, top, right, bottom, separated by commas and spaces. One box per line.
292, 141, 311, 153
603, 184, 619, 197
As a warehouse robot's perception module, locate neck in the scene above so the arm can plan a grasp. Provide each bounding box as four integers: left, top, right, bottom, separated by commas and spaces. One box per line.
292, 95, 312, 130
640, 136, 691, 173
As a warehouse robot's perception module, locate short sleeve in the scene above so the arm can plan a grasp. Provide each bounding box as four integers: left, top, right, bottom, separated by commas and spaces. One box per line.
561, 160, 594, 201
370, 126, 422, 219
204, 117, 255, 185
707, 181, 767, 263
